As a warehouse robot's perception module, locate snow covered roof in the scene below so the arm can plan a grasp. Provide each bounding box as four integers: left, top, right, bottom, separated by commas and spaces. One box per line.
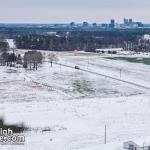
135, 138, 150, 147
143, 34, 150, 40
125, 137, 150, 147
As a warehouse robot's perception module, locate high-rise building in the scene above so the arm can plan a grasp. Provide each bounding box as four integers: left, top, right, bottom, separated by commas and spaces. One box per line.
110, 19, 115, 28
129, 19, 133, 25
82, 22, 89, 27
124, 18, 129, 26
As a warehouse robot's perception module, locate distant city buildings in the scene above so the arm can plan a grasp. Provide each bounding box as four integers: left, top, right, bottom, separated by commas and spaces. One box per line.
67, 18, 149, 29
123, 18, 144, 28
124, 18, 133, 26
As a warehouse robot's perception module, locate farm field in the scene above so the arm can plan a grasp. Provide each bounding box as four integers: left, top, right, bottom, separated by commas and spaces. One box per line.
0, 52, 150, 150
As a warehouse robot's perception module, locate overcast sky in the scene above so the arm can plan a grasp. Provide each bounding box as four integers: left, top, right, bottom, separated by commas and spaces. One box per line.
0, 0, 149, 23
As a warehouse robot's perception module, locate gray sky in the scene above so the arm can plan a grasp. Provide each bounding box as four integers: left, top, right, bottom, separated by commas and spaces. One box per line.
0, 0, 149, 23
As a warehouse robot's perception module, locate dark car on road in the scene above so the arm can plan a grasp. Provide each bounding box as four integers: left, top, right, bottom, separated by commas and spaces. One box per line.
75, 66, 80, 69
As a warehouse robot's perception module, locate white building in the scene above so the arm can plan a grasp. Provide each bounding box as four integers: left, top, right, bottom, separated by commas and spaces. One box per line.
5, 39, 16, 49
143, 34, 150, 41
46, 32, 57, 36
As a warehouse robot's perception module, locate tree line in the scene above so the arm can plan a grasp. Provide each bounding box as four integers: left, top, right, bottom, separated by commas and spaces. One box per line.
15, 30, 150, 52
0, 50, 43, 70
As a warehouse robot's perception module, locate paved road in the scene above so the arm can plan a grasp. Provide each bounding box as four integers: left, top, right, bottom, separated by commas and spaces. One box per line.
55, 62, 150, 91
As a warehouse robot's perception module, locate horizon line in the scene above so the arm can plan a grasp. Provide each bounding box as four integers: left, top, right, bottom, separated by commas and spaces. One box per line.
0, 21, 150, 25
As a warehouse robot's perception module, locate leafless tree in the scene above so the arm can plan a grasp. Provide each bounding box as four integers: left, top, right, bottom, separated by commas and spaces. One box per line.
48, 53, 58, 67
24, 51, 43, 70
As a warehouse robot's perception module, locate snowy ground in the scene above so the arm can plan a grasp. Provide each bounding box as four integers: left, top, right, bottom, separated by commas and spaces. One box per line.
0, 51, 150, 150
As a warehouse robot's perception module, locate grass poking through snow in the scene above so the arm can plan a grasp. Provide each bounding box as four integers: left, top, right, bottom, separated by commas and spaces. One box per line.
105, 57, 150, 65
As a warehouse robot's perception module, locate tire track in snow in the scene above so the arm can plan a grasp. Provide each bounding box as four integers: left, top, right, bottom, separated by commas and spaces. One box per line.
23, 74, 73, 98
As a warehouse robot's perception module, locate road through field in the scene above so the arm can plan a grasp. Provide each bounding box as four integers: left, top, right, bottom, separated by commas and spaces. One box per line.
54, 62, 150, 92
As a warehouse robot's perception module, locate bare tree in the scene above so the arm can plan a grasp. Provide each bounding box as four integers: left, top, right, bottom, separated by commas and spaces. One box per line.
0, 52, 17, 66
48, 53, 58, 67
24, 51, 43, 70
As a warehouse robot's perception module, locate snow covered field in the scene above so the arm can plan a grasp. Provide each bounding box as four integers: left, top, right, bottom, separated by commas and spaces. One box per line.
0, 51, 150, 150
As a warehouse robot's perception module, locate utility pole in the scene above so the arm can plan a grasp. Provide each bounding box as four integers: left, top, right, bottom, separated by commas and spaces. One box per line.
119, 69, 122, 79
143, 142, 145, 150
87, 56, 89, 69
60, 64, 61, 72
105, 125, 107, 144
